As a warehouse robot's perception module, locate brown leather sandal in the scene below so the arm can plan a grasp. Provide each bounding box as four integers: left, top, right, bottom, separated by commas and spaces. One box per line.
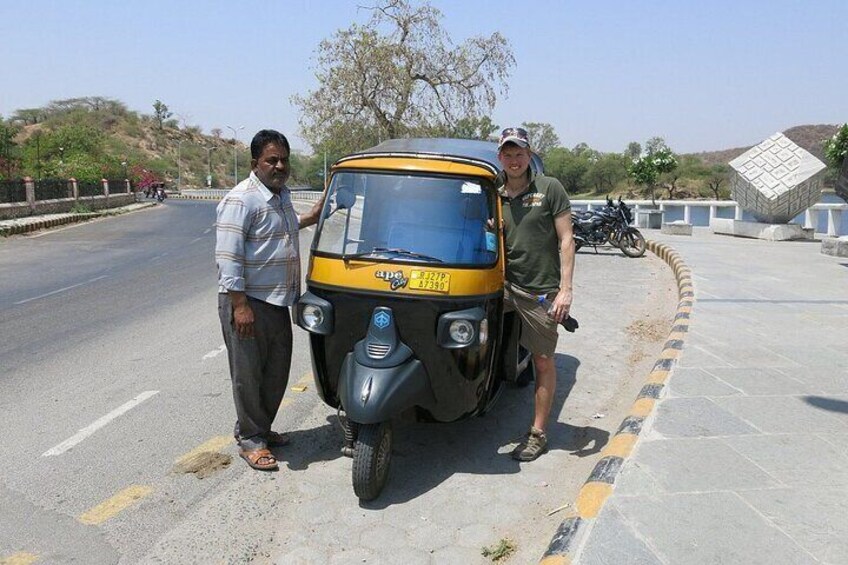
239, 448, 278, 471
266, 431, 290, 447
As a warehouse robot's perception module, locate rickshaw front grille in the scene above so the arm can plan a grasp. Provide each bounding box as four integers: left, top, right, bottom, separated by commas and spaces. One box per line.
366, 343, 391, 359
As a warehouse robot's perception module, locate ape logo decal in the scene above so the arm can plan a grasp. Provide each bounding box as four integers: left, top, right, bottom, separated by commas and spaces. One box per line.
375, 270, 408, 290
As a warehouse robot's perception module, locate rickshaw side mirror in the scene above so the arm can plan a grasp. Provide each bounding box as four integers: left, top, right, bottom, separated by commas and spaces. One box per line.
336, 187, 356, 210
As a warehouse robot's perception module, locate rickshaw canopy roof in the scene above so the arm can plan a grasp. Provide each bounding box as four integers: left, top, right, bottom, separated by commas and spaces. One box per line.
336, 138, 543, 176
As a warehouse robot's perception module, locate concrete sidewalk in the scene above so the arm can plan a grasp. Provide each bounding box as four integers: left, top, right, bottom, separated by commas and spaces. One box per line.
575, 229, 848, 564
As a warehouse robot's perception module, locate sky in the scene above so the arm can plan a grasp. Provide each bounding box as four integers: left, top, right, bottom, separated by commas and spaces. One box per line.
1, 0, 846, 155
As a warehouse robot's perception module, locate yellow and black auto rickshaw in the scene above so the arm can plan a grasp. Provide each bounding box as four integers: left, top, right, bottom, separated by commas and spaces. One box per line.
296, 138, 540, 500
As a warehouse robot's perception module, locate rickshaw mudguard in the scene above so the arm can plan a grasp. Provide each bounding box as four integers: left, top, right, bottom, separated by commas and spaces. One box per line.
337, 353, 435, 425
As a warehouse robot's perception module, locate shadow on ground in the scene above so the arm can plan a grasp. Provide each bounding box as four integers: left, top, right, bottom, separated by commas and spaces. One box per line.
275, 353, 609, 506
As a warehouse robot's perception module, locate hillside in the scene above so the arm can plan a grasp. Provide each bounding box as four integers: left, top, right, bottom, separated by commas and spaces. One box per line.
689, 124, 839, 166
0, 97, 319, 188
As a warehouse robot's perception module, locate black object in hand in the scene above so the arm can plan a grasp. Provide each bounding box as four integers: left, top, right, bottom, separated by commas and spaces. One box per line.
561, 316, 579, 333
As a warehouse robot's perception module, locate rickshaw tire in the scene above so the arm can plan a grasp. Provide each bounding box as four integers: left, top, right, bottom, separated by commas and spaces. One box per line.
352, 421, 393, 501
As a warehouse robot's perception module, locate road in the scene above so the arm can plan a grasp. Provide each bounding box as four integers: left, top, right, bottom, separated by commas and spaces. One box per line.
0, 199, 677, 564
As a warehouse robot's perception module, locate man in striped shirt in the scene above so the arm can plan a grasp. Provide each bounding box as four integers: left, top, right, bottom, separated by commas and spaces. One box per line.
216, 129, 324, 471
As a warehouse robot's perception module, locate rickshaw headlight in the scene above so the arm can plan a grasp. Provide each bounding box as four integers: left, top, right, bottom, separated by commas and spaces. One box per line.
448, 320, 475, 345
302, 304, 324, 329
478, 319, 488, 345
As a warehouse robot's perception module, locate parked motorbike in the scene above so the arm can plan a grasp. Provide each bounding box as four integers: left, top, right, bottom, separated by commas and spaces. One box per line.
572, 197, 646, 258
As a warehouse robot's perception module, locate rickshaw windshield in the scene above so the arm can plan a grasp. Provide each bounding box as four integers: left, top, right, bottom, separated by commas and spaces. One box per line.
315, 170, 498, 266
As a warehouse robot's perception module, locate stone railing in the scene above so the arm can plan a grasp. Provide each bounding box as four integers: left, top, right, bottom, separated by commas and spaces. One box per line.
572, 199, 847, 237
0, 177, 135, 220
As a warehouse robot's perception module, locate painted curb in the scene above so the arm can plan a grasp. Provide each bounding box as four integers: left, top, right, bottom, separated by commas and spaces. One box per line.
0, 203, 157, 237
0, 213, 98, 237
539, 239, 693, 565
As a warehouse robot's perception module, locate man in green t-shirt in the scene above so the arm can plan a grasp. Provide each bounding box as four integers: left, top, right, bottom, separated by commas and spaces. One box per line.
497, 126, 576, 461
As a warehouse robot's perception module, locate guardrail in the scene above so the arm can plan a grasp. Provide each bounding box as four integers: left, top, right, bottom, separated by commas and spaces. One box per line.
173, 189, 847, 237
573, 199, 847, 236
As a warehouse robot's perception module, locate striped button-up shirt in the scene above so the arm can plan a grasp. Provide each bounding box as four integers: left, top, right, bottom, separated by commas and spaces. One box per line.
216, 172, 300, 307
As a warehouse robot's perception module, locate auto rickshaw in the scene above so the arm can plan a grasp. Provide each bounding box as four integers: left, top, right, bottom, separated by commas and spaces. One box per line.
296, 138, 540, 500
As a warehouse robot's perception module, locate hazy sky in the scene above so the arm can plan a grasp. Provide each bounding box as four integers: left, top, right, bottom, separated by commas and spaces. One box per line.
1, 0, 845, 154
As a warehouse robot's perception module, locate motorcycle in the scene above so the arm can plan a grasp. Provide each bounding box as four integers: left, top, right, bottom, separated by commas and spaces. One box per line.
155, 185, 167, 202
572, 197, 646, 258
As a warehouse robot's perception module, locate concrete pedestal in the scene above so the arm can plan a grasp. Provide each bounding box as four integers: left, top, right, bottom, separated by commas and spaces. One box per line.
661, 221, 693, 236
710, 218, 813, 241
636, 209, 663, 229
821, 236, 848, 257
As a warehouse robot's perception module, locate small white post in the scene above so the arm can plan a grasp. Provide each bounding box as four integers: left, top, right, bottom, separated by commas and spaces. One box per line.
734, 206, 743, 220
684, 205, 692, 224
804, 209, 818, 232
709, 205, 717, 222
827, 209, 841, 236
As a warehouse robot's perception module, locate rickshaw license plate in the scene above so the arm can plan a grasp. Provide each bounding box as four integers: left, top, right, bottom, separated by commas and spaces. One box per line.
409, 270, 451, 293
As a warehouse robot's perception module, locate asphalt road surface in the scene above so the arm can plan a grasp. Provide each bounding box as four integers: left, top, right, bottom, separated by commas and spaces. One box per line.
0, 199, 677, 564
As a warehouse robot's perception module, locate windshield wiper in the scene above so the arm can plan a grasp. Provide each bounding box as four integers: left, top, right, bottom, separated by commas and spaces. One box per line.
343, 247, 443, 263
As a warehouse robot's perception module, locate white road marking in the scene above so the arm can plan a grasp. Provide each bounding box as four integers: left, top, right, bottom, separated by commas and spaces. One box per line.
203, 345, 227, 360
203, 228, 212, 234
42, 390, 160, 457
14, 275, 108, 305
189, 236, 204, 244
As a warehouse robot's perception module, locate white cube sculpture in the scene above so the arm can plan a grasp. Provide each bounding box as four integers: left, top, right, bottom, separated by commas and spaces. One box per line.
729, 133, 826, 224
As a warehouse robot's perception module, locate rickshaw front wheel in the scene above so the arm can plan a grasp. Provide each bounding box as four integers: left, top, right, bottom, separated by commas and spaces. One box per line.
352, 421, 393, 501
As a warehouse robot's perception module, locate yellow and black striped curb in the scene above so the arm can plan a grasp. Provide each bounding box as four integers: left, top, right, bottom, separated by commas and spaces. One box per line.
0, 213, 100, 237
0, 204, 157, 237
539, 239, 693, 565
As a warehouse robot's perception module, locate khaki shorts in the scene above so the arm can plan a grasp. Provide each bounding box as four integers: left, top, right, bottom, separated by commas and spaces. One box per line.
503, 282, 559, 357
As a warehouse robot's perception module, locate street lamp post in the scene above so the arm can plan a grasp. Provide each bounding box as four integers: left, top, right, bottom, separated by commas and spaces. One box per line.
226, 125, 244, 187
206, 146, 217, 188
121, 160, 127, 179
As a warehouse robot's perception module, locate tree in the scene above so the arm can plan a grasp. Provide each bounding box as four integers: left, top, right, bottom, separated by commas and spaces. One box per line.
211, 128, 222, 139
293, 0, 515, 154
624, 142, 641, 161
11, 108, 46, 125
645, 136, 669, 156
152, 99, 172, 130
584, 153, 628, 193
706, 164, 730, 199
521, 122, 560, 157
448, 116, 499, 141
629, 145, 677, 204
545, 147, 590, 194
0, 118, 21, 178
823, 123, 848, 168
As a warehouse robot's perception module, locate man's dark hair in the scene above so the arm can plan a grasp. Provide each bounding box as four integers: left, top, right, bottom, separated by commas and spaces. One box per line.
250, 129, 290, 159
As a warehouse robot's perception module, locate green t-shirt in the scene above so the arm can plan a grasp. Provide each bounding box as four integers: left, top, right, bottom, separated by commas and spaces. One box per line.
499, 171, 571, 293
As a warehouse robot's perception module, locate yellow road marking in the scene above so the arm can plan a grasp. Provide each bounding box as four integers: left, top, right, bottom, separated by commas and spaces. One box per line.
279, 373, 314, 408
78, 485, 153, 525
0, 553, 38, 565
175, 435, 234, 466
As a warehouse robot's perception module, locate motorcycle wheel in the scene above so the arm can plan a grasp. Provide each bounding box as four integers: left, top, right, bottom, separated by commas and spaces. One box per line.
352, 421, 393, 501
618, 229, 647, 258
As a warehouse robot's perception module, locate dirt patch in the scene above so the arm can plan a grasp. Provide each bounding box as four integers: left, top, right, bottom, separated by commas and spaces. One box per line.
173, 451, 232, 479
626, 317, 669, 342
